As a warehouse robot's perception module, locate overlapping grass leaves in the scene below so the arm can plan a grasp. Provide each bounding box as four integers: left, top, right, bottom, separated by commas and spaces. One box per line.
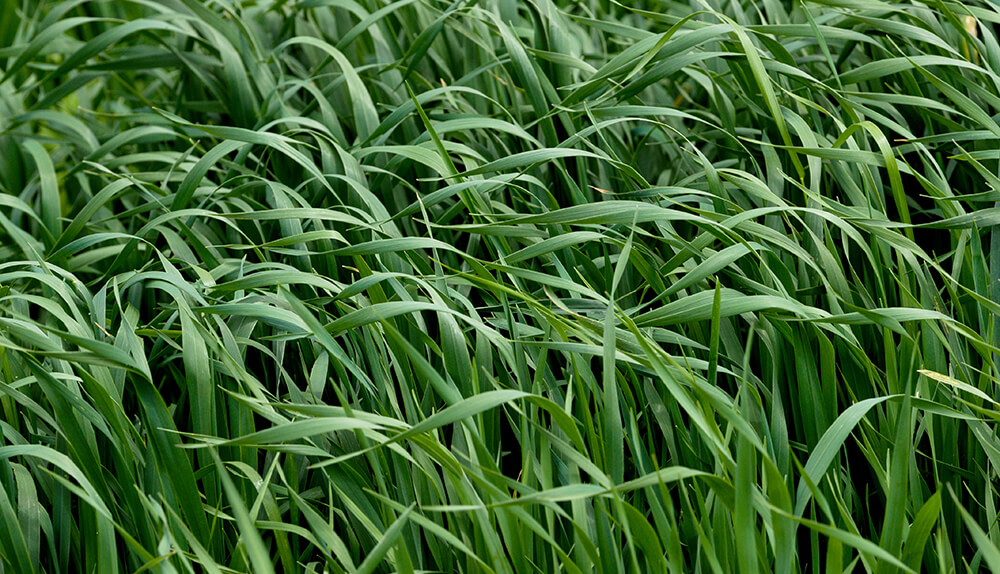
2, 0, 1000, 571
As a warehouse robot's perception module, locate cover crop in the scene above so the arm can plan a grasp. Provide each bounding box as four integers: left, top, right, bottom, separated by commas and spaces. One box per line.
1, 0, 1000, 572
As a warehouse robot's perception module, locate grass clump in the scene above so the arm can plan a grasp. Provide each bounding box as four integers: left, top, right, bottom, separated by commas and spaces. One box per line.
2, 0, 1000, 572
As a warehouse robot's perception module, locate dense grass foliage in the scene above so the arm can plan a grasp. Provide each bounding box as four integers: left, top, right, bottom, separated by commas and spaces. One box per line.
4, 0, 1000, 571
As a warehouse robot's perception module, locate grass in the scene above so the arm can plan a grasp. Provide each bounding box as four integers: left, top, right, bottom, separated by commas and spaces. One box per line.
2, 0, 1000, 571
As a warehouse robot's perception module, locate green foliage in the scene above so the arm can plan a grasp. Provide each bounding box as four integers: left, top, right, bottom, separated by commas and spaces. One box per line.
1, 0, 1000, 571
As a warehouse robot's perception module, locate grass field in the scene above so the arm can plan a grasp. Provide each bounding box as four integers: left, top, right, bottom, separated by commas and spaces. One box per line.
3, 0, 1000, 572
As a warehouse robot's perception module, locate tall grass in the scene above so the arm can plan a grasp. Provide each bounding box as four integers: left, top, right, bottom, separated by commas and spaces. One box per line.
2, 0, 1000, 571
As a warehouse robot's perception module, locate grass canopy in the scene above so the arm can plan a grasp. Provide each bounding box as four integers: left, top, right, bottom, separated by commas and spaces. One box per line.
2, 0, 1000, 572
